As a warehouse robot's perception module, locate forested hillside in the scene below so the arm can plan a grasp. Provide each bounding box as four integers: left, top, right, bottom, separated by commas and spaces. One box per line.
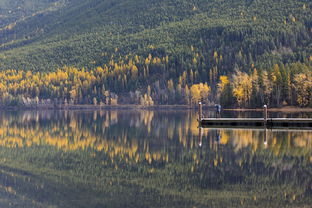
0, 0, 65, 27
0, 0, 311, 107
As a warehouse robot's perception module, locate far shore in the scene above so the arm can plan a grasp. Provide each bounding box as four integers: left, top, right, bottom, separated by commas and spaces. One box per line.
0, 104, 194, 111
1, 104, 312, 112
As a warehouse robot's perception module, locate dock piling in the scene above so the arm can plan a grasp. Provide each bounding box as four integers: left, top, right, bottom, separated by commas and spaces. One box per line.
198, 102, 202, 121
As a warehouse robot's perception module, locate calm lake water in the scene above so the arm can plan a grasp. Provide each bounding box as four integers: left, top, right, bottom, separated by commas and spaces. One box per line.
0, 110, 311, 208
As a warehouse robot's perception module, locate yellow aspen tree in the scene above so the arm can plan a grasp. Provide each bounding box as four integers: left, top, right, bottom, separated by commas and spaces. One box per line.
199, 83, 210, 101
232, 70, 252, 107
218, 76, 229, 91
176, 83, 182, 96
147, 85, 151, 97
182, 71, 187, 85
167, 79, 174, 93
293, 73, 312, 106
213, 51, 218, 60
190, 84, 201, 103
93, 97, 98, 105
131, 65, 138, 80
70, 89, 77, 101
134, 55, 140, 63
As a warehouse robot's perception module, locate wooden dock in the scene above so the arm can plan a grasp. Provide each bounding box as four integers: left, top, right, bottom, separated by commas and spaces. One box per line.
197, 102, 312, 128
199, 118, 312, 128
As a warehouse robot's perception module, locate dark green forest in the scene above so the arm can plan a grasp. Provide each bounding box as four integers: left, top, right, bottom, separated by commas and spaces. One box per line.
0, 0, 311, 107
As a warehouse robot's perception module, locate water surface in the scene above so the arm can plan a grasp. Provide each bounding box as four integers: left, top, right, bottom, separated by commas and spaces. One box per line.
0, 110, 311, 208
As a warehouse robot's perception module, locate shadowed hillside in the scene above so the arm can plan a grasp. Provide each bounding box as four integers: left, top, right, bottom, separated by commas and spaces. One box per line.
0, 0, 311, 70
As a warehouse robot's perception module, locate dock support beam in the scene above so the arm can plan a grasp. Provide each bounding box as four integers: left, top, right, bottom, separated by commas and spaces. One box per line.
263, 105, 268, 126
198, 102, 202, 121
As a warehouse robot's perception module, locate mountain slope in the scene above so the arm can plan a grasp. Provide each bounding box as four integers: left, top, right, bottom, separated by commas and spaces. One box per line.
0, 0, 66, 28
0, 0, 311, 71
0, 0, 311, 106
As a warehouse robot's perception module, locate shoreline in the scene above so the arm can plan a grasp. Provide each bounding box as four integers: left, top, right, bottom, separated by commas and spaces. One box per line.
0, 104, 312, 112
0, 104, 195, 111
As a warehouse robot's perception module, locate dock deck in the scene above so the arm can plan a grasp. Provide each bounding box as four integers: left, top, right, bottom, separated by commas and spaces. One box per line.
200, 118, 312, 128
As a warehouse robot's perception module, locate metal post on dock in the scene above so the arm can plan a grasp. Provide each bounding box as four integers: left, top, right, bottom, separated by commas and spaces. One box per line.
263, 105, 268, 126
198, 102, 202, 121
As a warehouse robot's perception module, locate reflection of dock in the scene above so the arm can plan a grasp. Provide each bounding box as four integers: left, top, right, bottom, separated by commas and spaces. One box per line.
199, 118, 312, 128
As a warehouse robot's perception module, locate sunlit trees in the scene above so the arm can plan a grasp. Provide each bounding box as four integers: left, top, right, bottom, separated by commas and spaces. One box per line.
190, 85, 200, 103
232, 70, 252, 107
140, 93, 154, 106
190, 83, 210, 104
214, 62, 312, 108
293, 73, 312, 107
0, 51, 310, 107
131, 65, 138, 80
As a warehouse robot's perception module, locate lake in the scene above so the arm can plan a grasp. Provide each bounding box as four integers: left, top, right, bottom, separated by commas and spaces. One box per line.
0, 110, 311, 208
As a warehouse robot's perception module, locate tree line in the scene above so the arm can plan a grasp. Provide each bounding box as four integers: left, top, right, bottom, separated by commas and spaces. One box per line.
0, 52, 311, 107
218, 62, 312, 107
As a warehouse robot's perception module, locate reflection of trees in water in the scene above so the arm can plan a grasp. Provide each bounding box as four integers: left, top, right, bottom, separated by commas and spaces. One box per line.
0, 111, 311, 207
0, 110, 311, 201
191, 129, 312, 196
0, 111, 311, 168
